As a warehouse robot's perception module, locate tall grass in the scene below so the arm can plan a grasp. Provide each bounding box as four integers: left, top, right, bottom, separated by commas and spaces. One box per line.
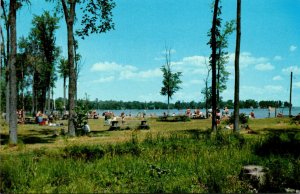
1, 130, 300, 193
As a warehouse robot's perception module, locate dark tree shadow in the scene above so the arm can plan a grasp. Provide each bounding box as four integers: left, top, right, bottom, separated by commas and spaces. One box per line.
254, 129, 300, 158
1, 127, 59, 145
0, 134, 9, 145
181, 129, 211, 140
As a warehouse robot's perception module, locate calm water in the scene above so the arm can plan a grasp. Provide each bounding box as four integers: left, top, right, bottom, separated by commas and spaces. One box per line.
97, 107, 300, 119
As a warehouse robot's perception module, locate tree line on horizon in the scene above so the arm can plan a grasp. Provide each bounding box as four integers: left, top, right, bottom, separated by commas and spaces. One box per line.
51, 98, 292, 112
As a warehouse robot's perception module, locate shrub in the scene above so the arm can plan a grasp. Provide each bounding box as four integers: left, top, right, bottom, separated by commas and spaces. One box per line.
64, 145, 105, 161
74, 105, 89, 135
157, 115, 191, 122
223, 113, 248, 125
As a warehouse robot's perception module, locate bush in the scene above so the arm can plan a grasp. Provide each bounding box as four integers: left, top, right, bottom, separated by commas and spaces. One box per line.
74, 105, 89, 135
64, 145, 105, 161
157, 115, 191, 122
224, 113, 248, 125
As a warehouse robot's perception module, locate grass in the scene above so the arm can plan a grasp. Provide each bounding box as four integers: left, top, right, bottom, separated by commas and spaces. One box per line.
0, 116, 300, 192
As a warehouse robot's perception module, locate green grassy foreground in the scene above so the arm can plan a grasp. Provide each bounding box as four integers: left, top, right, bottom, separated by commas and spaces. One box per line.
0, 117, 300, 193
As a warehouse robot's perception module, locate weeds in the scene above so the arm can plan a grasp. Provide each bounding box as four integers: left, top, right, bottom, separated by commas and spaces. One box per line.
1, 129, 300, 193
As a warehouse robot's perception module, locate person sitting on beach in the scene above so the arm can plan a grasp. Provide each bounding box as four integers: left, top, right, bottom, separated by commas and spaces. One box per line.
216, 109, 221, 123
186, 109, 191, 117
250, 111, 255, 119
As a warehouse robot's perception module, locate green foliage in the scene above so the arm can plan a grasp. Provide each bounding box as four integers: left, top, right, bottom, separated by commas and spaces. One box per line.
74, 105, 88, 135
160, 48, 182, 109
157, 115, 191, 122
76, 0, 116, 39
254, 132, 300, 157
1, 131, 300, 193
64, 145, 105, 161
224, 113, 248, 125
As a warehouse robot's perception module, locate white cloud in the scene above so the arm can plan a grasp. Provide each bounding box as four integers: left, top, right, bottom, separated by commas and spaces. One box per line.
120, 68, 161, 80
264, 85, 284, 92
273, 56, 282, 61
181, 56, 208, 66
282, 66, 300, 75
272, 75, 283, 81
294, 82, 300, 88
171, 55, 210, 76
139, 68, 162, 78
255, 63, 274, 71
90, 61, 137, 72
290, 45, 297, 52
228, 52, 269, 70
92, 76, 115, 83
90, 61, 162, 80
120, 68, 162, 80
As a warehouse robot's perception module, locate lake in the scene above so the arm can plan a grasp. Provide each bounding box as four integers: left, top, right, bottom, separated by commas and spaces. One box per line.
96, 107, 300, 119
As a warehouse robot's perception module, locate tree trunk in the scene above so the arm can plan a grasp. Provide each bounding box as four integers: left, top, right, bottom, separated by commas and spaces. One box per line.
47, 88, 51, 113
63, 76, 66, 111
233, 0, 241, 132
0, 25, 4, 114
167, 95, 170, 115
217, 48, 221, 108
8, 0, 17, 144
61, 0, 76, 136
6, 74, 9, 122
211, 0, 219, 132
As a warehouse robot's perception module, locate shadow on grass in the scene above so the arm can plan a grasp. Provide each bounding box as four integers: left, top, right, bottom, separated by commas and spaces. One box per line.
254, 129, 300, 158
181, 129, 211, 140
20, 135, 56, 144
89, 130, 110, 137
1, 128, 58, 145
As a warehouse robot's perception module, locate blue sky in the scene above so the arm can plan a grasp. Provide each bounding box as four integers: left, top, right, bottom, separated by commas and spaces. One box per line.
11, 0, 300, 106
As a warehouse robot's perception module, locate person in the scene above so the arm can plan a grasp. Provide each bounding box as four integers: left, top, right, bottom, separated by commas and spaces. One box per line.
224, 107, 229, 117
83, 121, 91, 134
36, 111, 43, 124
250, 110, 255, 118
268, 106, 272, 118
186, 109, 191, 117
216, 109, 221, 124
121, 112, 125, 124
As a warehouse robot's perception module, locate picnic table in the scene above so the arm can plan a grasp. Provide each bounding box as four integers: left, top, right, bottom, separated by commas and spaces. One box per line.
109, 120, 120, 130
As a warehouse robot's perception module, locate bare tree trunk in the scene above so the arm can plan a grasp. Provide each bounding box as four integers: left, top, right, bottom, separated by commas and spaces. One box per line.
167, 96, 170, 115
6, 77, 9, 121
233, 0, 241, 132
211, 0, 219, 132
217, 48, 221, 108
63, 76, 66, 111
61, 0, 76, 136
47, 88, 51, 113
0, 25, 4, 115
8, 0, 17, 144
289, 72, 292, 116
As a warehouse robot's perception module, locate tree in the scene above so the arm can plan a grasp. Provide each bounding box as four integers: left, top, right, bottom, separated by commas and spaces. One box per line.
160, 47, 182, 114
47, 0, 115, 136
8, 0, 18, 144
233, 0, 241, 132
1, 0, 10, 122
58, 57, 68, 112
0, 25, 4, 113
26, 11, 60, 113
209, 0, 220, 131
201, 59, 211, 118
216, 20, 235, 106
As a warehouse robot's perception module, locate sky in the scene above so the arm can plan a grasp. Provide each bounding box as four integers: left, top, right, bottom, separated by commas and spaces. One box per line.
6, 0, 300, 106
